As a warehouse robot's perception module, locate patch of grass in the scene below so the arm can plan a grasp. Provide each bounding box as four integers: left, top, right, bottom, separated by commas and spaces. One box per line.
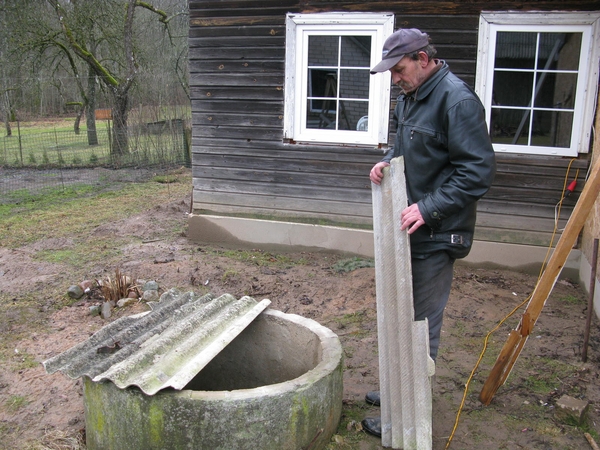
452, 320, 466, 335
34, 248, 79, 265
521, 357, 578, 395
0, 295, 52, 365
208, 248, 306, 268
13, 350, 39, 371
152, 174, 180, 183
34, 239, 124, 269
326, 401, 372, 449
332, 257, 374, 273
6, 394, 29, 412
0, 179, 190, 248
1, 116, 191, 169
221, 268, 239, 283
1, 184, 98, 212
336, 311, 367, 328
559, 294, 584, 305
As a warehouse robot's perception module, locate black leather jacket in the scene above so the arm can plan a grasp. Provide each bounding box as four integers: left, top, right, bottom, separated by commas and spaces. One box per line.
382, 60, 496, 259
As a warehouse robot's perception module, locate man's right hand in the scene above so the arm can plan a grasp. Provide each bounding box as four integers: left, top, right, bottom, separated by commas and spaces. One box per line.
370, 161, 390, 185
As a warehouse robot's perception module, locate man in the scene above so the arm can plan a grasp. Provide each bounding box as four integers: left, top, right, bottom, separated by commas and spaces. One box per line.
362, 28, 496, 437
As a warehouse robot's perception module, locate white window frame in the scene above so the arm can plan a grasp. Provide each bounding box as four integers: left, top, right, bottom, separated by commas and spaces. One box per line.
284, 13, 394, 146
475, 11, 600, 156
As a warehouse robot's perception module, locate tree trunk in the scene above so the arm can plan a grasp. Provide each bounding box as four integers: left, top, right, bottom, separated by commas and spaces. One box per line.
2, 91, 11, 137
86, 69, 98, 146
3, 109, 11, 137
111, 89, 129, 156
74, 107, 82, 135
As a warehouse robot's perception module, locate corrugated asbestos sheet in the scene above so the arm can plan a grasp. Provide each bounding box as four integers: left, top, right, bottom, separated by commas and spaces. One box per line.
43, 289, 271, 395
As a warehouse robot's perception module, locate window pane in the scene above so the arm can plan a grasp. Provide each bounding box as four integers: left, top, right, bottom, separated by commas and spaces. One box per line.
339, 69, 370, 99
490, 108, 530, 146
495, 32, 537, 69
537, 33, 581, 70
306, 99, 337, 129
530, 110, 573, 148
308, 70, 337, 101
308, 35, 339, 66
533, 72, 577, 109
339, 101, 368, 131
492, 70, 534, 107
340, 36, 371, 66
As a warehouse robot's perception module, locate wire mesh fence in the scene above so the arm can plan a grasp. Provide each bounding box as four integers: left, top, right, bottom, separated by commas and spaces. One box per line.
1, 116, 191, 204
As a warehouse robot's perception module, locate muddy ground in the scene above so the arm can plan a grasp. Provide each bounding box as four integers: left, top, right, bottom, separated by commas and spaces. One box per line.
0, 194, 599, 449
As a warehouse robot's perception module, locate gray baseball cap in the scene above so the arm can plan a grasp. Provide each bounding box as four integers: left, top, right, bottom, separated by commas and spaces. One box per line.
370, 28, 430, 74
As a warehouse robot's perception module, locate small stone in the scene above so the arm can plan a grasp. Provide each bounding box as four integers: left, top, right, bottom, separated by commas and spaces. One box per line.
555, 394, 590, 425
117, 298, 137, 308
143, 280, 159, 291
67, 285, 84, 299
142, 290, 159, 302
89, 305, 101, 316
79, 280, 96, 291
100, 302, 112, 319
127, 290, 138, 298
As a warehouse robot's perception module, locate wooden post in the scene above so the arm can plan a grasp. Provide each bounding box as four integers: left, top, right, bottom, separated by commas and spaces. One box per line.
582, 238, 598, 362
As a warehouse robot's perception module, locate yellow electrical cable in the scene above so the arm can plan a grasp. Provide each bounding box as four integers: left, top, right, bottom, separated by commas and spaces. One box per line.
444, 158, 578, 449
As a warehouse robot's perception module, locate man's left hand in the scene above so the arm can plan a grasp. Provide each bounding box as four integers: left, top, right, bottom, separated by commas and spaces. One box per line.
400, 203, 425, 234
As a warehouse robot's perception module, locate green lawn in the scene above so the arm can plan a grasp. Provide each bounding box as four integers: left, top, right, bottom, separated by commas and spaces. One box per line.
1, 111, 190, 168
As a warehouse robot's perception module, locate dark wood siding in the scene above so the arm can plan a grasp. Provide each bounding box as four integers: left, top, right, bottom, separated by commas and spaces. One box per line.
189, 0, 598, 247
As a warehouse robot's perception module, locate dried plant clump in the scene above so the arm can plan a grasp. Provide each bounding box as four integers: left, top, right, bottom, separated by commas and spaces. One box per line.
97, 268, 140, 302
34, 428, 85, 450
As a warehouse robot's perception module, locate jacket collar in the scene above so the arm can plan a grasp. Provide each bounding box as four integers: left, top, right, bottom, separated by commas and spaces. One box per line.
404, 60, 449, 101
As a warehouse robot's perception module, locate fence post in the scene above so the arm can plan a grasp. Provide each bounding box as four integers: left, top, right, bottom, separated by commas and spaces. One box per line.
183, 121, 191, 167
17, 118, 22, 165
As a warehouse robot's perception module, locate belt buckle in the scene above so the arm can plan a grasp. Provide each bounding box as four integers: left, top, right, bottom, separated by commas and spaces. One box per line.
450, 234, 463, 245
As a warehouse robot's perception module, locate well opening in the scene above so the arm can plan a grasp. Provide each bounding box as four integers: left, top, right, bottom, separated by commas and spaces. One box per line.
185, 313, 322, 391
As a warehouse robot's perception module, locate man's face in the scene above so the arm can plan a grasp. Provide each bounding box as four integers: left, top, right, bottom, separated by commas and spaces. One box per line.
389, 54, 427, 94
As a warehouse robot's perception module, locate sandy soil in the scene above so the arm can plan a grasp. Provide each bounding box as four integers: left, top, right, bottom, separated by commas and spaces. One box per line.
0, 196, 599, 449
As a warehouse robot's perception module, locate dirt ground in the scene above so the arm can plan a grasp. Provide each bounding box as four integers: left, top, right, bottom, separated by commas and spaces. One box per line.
1, 194, 599, 449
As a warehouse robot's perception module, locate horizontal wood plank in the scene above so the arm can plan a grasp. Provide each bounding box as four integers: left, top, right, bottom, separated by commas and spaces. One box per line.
477, 198, 574, 219
192, 113, 283, 127
474, 226, 560, 247
193, 166, 371, 188
189, 25, 286, 38
189, 37, 284, 48
476, 210, 568, 233
190, 61, 284, 75
193, 178, 371, 204
192, 138, 385, 163
189, 47, 285, 60
189, 73, 283, 87
193, 190, 373, 219
191, 100, 282, 114
191, 87, 283, 102
194, 126, 282, 141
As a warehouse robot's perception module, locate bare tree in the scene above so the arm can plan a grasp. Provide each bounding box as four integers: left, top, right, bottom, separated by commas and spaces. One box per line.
47, 0, 184, 156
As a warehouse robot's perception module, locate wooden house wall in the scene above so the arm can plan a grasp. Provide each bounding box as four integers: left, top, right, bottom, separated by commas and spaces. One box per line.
189, 0, 598, 248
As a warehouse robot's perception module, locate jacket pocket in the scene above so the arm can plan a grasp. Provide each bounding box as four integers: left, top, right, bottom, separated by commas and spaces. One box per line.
408, 125, 447, 147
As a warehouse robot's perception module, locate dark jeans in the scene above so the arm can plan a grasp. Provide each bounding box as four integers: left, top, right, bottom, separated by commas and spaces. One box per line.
412, 251, 455, 361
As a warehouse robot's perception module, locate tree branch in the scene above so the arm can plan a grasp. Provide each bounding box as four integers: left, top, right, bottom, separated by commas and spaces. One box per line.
46, 0, 119, 88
